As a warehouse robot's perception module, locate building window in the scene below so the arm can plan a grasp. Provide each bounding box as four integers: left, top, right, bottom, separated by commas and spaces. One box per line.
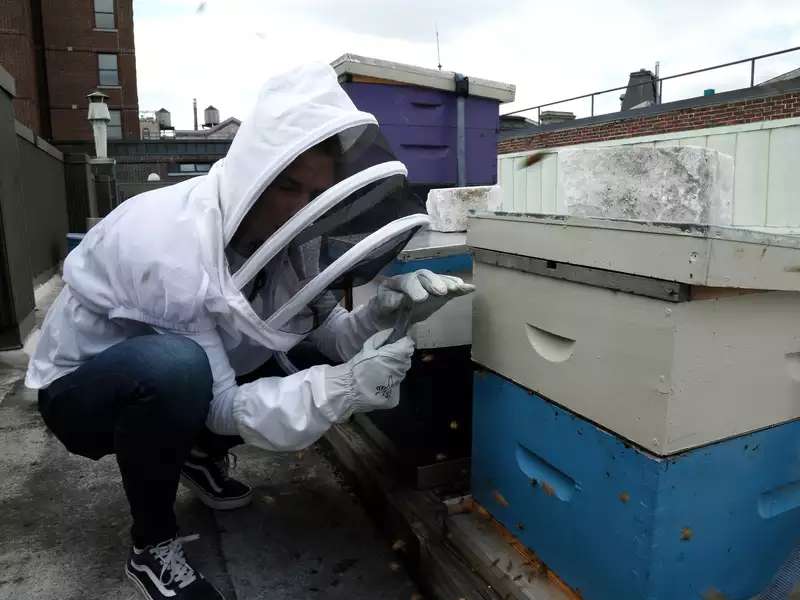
98, 54, 119, 86
108, 110, 122, 140
94, 0, 115, 29
169, 163, 212, 176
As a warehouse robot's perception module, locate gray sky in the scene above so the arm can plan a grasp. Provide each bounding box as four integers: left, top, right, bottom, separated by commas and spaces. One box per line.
133, 0, 800, 129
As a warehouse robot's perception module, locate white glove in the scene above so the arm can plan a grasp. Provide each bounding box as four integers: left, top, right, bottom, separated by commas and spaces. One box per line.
323, 329, 415, 421
371, 269, 475, 327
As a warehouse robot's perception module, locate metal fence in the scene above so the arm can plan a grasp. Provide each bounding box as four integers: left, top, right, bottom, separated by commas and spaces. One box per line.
505, 46, 800, 123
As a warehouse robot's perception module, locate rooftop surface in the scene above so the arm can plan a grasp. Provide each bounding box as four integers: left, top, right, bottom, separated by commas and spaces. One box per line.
0, 278, 418, 600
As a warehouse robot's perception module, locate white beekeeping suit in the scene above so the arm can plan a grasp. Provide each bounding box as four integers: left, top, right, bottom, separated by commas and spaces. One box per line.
26, 63, 472, 451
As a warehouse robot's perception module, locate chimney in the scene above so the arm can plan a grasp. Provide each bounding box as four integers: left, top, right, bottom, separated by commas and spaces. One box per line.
620, 69, 658, 110
193, 98, 198, 131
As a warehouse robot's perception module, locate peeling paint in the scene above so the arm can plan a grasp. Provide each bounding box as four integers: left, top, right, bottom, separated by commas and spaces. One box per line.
540, 482, 556, 497
493, 490, 510, 507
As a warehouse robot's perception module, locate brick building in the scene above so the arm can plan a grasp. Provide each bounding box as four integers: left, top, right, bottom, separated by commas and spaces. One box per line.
497, 78, 800, 155
0, 0, 139, 142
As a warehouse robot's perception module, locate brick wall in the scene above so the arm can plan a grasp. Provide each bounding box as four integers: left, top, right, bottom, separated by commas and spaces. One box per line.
41, 0, 139, 141
498, 91, 800, 154
0, 0, 139, 141
0, 0, 41, 133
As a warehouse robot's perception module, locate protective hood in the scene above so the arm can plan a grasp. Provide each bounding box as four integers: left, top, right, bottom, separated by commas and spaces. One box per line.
62, 63, 427, 354
216, 62, 428, 346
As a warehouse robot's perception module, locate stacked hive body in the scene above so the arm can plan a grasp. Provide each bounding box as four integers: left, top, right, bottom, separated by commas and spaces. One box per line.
467, 213, 800, 599
353, 229, 475, 487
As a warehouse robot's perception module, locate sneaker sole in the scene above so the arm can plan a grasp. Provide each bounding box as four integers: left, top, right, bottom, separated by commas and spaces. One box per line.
125, 564, 156, 600
180, 474, 253, 511
126, 563, 226, 599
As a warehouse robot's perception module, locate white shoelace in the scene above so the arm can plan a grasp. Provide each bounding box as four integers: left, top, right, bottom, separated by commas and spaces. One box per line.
150, 534, 200, 589
214, 453, 238, 481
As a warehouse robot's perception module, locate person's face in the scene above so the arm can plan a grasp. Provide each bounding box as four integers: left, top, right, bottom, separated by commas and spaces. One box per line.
231, 148, 335, 255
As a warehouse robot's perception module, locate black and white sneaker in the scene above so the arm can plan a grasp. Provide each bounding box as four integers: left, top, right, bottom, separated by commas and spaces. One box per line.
125, 535, 224, 599
181, 452, 253, 510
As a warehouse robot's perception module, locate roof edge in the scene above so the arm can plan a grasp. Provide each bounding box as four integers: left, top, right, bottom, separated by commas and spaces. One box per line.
500, 77, 800, 142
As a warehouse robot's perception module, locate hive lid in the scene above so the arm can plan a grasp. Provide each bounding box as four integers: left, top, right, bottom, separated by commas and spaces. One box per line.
468, 213, 800, 292
331, 54, 516, 103
396, 229, 468, 261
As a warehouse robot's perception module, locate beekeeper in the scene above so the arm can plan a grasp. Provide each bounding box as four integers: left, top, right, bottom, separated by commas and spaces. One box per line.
25, 63, 473, 600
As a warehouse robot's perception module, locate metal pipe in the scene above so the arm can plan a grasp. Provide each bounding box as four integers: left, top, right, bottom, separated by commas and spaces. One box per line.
590, 94, 594, 117
750, 59, 756, 87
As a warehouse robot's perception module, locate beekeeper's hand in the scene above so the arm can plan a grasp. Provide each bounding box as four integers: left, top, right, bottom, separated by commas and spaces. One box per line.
323, 329, 415, 421
372, 269, 475, 326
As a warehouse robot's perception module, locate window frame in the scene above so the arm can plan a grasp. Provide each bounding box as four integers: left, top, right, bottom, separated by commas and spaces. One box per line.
108, 109, 123, 140
97, 53, 119, 87
168, 163, 213, 177
94, 0, 116, 30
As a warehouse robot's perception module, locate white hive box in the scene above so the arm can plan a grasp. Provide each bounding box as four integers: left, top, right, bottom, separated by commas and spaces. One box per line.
469, 213, 800, 455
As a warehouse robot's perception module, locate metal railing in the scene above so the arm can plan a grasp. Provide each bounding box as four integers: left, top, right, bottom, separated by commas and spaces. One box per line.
504, 46, 800, 122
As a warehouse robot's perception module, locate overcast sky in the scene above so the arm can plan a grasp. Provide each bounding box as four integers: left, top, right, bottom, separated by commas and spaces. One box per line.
133, 0, 800, 129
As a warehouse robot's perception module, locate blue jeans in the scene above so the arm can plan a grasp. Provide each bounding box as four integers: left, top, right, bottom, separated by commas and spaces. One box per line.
37, 334, 241, 546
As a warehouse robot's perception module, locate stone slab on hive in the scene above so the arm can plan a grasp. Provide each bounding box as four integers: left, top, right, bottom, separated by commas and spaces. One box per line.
426, 185, 501, 232
558, 146, 734, 225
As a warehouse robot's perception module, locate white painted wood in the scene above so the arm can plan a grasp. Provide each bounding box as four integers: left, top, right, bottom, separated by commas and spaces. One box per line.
469, 214, 800, 292
706, 133, 736, 158
525, 159, 543, 213
513, 157, 527, 213
499, 117, 800, 160
655, 139, 678, 148
668, 292, 800, 451
497, 120, 800, 226
766, 126, 800, 226
500, 159, 514, 211
472, 263, 673, 453
734, 130, 770, 226
679, 136, 708, 147
472, 258, 800, 454
331, 53, 515, 102
469, 214, 800, 453
541, 154, 558, 214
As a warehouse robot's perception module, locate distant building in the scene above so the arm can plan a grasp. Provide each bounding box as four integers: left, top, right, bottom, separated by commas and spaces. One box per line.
138, 106, 240, 141
139, 111, 158, 140
0, 0, 139, 141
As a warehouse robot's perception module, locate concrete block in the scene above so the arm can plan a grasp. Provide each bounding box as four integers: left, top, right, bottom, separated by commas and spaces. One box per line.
558, 146, 734, 225
426, 185, 501, 232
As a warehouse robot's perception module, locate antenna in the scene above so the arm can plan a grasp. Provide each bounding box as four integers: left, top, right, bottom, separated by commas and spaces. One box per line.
435, 24, 442, 71
654, 61, 661, 104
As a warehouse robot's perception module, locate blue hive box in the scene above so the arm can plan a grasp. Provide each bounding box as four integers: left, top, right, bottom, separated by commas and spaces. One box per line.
471, 370, 800, 600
